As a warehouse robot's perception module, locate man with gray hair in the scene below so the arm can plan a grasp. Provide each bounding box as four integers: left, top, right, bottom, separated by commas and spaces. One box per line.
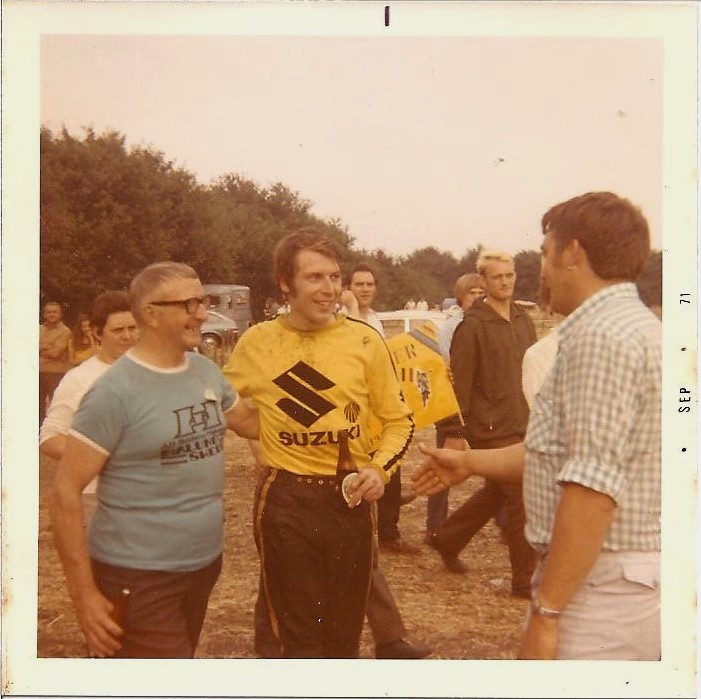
428, 250, 536, 598
50, 261, 259, 658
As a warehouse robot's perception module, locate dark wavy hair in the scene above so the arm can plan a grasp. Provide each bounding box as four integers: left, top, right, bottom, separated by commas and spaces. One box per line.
542, 192, 650, 281
91, 290, 132, 335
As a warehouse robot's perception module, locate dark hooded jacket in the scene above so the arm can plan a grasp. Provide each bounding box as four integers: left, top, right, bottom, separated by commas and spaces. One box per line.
446, 297, 536, 447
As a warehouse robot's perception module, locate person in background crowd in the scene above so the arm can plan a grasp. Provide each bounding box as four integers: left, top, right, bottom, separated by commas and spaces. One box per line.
50, 262, 259, 658
68, 313, 98, 366
263, 297, 280, 321
427, 250, 536, 601
40, 291, 138, 520
416, 297, 429, 311
342, 263, 420, 556
404, 298, 416, 310
337, 262, 431, 657
340, 262, 383, 333
39, 301, 72, 425
436, 274, 484, 363
224, 229, 414, 658
521, 285, 559, 410
427, 273, 484, 543
415, 192, 660, 660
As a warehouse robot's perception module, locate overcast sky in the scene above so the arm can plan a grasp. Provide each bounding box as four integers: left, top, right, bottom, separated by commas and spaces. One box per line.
41, 33, 663, 258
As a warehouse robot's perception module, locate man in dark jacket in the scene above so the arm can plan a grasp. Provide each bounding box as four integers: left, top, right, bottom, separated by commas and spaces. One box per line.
429, 250, 536, 598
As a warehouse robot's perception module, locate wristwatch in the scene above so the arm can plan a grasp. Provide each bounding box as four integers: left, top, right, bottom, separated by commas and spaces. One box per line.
530, 596, 561, 619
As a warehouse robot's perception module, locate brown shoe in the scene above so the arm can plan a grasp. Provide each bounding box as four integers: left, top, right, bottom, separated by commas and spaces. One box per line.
379, 537, 421, 555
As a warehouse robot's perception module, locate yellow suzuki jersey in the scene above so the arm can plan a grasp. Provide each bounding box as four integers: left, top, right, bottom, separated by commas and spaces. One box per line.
224, 314, 413, 481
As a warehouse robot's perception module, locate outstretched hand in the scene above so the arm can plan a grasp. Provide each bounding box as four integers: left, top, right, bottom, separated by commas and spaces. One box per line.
411, 442, 473, 495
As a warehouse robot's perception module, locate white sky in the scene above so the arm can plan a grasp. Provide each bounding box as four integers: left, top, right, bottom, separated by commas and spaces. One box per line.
41, 33, 664, 257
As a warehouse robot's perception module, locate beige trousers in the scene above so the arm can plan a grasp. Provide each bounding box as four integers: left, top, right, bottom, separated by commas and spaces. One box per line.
531, 550, 660, 660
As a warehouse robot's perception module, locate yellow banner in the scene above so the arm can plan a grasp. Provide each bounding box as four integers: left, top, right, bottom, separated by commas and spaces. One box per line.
368, 322, 461, 448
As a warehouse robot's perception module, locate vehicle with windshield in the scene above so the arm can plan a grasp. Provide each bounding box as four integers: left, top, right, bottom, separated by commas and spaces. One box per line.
203, 284, 253, 337
375, 309, 453, 339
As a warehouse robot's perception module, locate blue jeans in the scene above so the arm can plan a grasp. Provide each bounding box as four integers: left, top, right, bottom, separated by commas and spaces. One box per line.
425, 426, 450, 534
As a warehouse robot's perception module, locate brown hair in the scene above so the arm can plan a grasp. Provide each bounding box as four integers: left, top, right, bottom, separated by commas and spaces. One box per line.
348, 262, 377, 286
273, 228, 341, 292
542, 191, 650, 281
453, 273, 482, 301
91, 290, 132, 336
71, 313, 92, 349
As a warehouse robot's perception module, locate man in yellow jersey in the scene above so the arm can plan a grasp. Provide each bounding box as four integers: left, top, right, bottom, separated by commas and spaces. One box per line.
224, 229, 414, 658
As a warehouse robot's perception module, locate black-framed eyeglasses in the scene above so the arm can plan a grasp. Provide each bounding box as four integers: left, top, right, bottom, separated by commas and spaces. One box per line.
149, 296, 208, 315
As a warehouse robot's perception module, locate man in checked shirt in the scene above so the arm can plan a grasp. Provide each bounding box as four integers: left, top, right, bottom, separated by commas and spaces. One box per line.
413, 191, 661, 660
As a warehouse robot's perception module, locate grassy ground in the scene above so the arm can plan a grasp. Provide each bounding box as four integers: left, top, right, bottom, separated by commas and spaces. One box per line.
38, 427, 527, 659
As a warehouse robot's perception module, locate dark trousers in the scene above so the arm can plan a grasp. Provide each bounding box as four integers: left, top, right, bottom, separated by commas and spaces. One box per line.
377, 466, 402, 543
425, 427, 450, 534
91, 554, 222, 658
365, 565, 406, 646
255, 470, 373, 658
39, 371, 64, 425
254, 563, 406, 657
435, 478, 535, 593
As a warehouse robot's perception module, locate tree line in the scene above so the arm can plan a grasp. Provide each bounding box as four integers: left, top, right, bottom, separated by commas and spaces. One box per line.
40, 127, 661, 322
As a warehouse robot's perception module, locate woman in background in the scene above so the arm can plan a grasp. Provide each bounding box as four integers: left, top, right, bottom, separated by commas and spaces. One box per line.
69, 313, 97, 365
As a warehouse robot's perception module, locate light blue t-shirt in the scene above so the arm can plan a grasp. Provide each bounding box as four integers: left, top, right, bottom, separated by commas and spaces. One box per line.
71, 351, 237, 572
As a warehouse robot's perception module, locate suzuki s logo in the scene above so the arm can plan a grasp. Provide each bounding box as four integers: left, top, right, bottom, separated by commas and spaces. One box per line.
273, 361, 336, 427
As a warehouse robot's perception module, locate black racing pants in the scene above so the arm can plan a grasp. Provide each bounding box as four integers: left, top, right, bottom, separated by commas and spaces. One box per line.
377, 466, 402, 543
255, 469, 373, 658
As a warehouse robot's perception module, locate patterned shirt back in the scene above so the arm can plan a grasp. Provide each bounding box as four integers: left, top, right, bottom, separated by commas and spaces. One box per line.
523, 283, 661, 552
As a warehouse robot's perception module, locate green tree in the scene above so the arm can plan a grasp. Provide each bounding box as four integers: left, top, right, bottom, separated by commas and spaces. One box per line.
41, 126, 557, 323
40, 126, 206, 317
514, 249, 542, 302
204, 174, 355, 319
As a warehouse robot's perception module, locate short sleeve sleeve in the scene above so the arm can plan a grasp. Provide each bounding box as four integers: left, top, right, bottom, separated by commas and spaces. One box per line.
556, 331, 642, 501
70, 381, 128, 455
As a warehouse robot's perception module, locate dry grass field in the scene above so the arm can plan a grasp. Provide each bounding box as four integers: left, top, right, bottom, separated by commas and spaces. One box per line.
38, 427, 528, 659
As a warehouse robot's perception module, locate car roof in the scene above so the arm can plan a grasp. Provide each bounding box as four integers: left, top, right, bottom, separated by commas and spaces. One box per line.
203, 284, 249, 292
205, 310, 238, 325
376, 309, 449, 320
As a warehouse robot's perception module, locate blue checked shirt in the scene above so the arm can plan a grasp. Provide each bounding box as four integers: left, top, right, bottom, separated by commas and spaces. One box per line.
523, 283, 661, 552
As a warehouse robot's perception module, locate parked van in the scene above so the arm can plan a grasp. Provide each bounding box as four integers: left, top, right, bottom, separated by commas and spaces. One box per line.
203, 284, 253, 337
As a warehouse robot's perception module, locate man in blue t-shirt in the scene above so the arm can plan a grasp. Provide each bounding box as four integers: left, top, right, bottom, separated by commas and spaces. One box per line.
50, 262, 259, 659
